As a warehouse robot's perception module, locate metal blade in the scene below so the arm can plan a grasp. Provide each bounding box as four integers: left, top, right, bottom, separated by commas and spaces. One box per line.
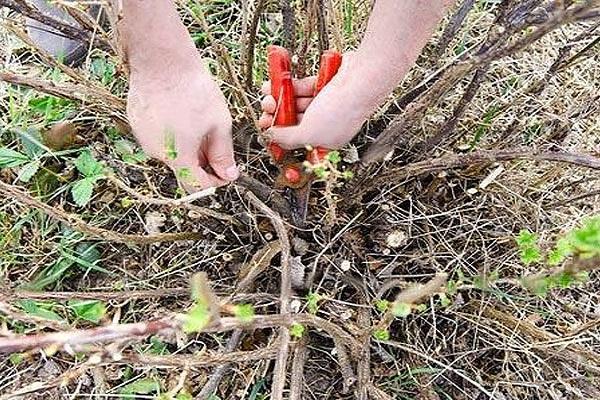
287, 181, 312, 227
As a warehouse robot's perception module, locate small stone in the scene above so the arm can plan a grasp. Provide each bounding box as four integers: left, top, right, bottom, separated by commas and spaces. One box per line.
292, 237, 309, 256
340, 260, 352, 271
386, 230, 407, 248
466, 188, 478, 195
290, 256, 306, 289
144, 211, 165, 235
290, 299, 302, 313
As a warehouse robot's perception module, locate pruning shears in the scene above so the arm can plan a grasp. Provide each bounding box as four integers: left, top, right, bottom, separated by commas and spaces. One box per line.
266, 45, 343, 224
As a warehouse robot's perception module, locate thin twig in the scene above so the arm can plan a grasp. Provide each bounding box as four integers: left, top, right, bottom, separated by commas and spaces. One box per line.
374, 274, 447, 333
108, 175, 234, 223
361, 1, 600, 166
379, 340, 497, 399
0, 71, 126, 119
349, 148, 600, 201
0, 0, 112, 50
196, 330, 244, 399
186, 2, 261, 133
244, 0, 267, 89
245, 191, 292, 400
0, 313, 360, 354
0, 180, 203, 244
289, 336, 308, 400
436, 0, 477, 56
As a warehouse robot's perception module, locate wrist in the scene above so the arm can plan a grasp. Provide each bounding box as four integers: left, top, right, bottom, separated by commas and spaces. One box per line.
120, 0, 203, 78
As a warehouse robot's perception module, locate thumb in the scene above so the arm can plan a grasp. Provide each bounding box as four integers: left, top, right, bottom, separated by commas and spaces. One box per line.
206, 132, 239, 181
267, 125, 311, 150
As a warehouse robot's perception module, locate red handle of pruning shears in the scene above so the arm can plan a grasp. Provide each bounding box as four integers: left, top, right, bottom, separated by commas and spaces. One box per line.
307, 50, 342, 164
267, 46, 343, 183
267, 45, 297, 163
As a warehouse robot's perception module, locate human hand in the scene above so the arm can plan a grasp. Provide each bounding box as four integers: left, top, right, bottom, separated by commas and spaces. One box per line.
127, 62, 238, 191
258, 54, 373, 150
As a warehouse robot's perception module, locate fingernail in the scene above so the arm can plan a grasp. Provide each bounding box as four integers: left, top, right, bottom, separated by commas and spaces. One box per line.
226, 165, 240, 180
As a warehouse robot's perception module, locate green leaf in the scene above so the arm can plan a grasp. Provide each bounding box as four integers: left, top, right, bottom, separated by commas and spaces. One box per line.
290, 323, 305, 339
516, 229, 538, 248
569, 216, 600, 258
516, 229, 542, 265
68, 300, 106, 323
18, 299, 63, 321
9, 353, 24, 366
439, 293, 451, 307
0, 147, 30, 168
176, 391, 193, 400
313, 166, 328, 179
233, 303, 255, 323
548, 238, 573, 266
75, 151, 104, 177
306, 292, 322, 314
148, 336, 169, 355
119, 378, 160, 395
17, 161, 40, 183
520, 247, 542, 265
446, 280, 459, 295
342, 170, 354, 180
372, 329, 390, 341
114, 139, 148, 164
164, 131, 178, 161
326, 151, 341, 165
374, 299, 389, 313
392, 302, 412, 318
183, 303, 211, 333
71, 177, 98, 207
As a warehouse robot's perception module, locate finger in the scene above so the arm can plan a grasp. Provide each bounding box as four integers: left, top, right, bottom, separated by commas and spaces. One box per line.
293, 76, 318, 96
267, 125, 310, 150
261, 95, 312, 115
260, 112, 304, 130
261, 96, 276, 113
169, 160, 226, 192
296, 97, 313, 113
259, 113, 273, 130
261, 76, 317, 97
206, 131, 239, 182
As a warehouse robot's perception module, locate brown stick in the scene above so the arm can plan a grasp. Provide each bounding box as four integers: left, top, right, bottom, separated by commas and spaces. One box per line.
186, 2, 261, 133
244, 0, 268, 89
0, 313, 359, 354
0, 318, 180, 354
236, 173, 293, 220
374, 274, 447, 333
350, 148, 600, 201
108, 175, 234, 223
118, 345, 279, 368
246, 191, 292, 400
196, 330, 244, 399
436, 0, 477, 56
360, 1, 600, 166
0, 0, 111, 50
281, 0, 296, 57
0, 71, 126, 118
0, 180, 203, 244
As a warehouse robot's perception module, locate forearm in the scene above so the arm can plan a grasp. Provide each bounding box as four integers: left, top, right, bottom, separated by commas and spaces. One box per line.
119, 0, 202, 77
350, 0, 452, 106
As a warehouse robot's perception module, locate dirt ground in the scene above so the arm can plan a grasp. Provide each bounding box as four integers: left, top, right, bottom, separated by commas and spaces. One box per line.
1, 1, 600, 399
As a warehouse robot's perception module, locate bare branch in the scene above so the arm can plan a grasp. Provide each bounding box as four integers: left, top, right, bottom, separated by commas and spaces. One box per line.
0, 180, 203, 244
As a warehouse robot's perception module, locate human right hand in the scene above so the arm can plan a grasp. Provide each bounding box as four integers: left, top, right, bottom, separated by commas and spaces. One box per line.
258, 54, 373, 150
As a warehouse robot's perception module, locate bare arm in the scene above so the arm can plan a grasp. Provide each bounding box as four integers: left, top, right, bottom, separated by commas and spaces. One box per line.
119, 0, 238, 191
262, 0, 453, 149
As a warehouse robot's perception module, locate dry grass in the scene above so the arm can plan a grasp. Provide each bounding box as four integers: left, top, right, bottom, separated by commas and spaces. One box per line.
1, 1, 600, 399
